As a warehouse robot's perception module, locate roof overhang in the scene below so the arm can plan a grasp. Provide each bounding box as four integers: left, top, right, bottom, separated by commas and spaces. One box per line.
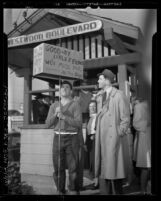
8, 9, 142, 40
8, 9, 142, 77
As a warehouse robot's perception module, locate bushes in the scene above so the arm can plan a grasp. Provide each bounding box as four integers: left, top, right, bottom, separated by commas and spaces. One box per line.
8, 162, 35, 195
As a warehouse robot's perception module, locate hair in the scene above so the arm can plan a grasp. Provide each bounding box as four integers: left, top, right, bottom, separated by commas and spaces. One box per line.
104, 75, 115, 84
97, 71, 115, 84
61, 80, 72, 90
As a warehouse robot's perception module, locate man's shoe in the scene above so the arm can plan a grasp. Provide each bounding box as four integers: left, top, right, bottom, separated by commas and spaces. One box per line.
67, 190, 79, 195
56, 190, 66, 195
79, 186, 86, 191
83, 183, 99, 190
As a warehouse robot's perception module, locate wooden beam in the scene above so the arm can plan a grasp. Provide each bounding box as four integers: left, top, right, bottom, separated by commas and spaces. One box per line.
28, 83, 119, 94
8, 49, 30, 69
23, 68, 32, 125
84, 53, 141, 69
118, 64, 127, 92
104, 28, 129, 54
127, 65, 136, 74
14, 68, 32, 77
123, 42, 141, 52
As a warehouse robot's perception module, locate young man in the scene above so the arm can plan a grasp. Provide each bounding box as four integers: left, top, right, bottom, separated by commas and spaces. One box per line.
95, 69, 130, 195
46, 81, 82, 195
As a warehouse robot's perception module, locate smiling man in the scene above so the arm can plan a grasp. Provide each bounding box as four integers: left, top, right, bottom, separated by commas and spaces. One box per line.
46, 80, 82, 195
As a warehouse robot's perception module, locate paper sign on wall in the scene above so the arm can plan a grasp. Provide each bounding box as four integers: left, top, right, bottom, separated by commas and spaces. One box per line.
33, 43, 84, 80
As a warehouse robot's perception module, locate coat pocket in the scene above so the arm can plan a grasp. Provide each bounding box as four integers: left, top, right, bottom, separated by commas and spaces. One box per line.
117, 126, 122, 136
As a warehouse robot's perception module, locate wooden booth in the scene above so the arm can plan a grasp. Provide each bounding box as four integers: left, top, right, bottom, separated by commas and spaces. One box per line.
8, 9, 142, 194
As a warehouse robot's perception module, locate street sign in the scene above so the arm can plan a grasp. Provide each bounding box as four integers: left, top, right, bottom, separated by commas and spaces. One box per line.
33, 43, 84, 80
8, 20, 102, 48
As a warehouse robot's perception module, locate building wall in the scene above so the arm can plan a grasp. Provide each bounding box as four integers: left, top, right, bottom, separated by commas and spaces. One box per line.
8, 68, 24, 111
20, 128, 54, 175
20, 128, 56, 194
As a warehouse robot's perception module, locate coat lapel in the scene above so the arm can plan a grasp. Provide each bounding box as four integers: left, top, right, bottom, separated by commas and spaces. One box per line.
110, 87, 117, 98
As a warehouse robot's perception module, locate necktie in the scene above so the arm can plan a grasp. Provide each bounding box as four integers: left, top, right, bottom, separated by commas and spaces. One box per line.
102, 92, 107, 105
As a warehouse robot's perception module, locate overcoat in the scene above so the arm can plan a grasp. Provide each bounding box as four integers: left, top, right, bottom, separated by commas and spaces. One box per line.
133, 101, 151, 168
95, 87, 130, 179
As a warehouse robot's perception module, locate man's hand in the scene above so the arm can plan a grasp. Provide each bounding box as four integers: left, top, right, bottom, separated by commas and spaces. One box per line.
55, 107, 65, 120
74, 96, 80, 102
55, 106, 61, 115
90, 135, 95, 140
57, 112, 65, 120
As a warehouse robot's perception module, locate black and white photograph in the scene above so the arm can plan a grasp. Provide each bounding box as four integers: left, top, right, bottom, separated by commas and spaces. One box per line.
2, 4, 157, 196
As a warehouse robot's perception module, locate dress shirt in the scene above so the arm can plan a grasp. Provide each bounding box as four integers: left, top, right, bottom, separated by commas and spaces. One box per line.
105, 86, 112, 99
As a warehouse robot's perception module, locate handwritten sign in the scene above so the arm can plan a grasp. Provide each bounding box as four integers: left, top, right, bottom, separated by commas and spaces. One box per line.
33, 43, 84, 80
8, 20, 102, 48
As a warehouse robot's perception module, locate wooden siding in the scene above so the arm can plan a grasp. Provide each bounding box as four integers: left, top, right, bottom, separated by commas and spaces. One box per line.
20, 129, 54, 176
85, 36, 90, 59
56, 33, 115, 60
91, 36, 96, 58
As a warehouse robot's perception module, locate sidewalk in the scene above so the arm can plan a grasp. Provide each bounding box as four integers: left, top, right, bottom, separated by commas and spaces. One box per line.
32, 169, 151, 195
79, 170, 151, 195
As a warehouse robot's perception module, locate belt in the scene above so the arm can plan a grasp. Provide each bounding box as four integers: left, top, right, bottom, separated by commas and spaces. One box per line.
55, 131, 77, 135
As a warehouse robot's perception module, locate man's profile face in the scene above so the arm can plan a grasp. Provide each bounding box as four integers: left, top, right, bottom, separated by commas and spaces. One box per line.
98, 75, 110, 89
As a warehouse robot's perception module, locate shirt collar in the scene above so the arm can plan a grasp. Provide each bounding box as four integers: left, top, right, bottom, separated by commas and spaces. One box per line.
90, 113, 97, 117
105, 86, 112, 95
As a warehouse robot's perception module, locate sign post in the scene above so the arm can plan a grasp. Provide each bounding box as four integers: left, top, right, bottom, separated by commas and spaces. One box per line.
33, 43, 84, 194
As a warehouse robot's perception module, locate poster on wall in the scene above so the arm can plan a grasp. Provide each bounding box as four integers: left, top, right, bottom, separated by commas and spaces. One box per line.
33, 43, 84, 80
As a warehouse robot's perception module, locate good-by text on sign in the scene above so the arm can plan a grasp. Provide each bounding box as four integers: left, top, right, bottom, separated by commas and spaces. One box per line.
33, 43, 84, 80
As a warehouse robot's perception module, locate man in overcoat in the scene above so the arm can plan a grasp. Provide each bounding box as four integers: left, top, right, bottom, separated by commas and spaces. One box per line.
95, 69, 130, 194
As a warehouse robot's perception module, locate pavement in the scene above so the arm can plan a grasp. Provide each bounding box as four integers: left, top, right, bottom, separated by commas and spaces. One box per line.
78, 170, 151, 195
27, 168, 151, 195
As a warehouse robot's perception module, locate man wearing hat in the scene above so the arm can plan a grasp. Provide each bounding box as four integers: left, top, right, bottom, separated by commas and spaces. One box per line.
94, 69, 130, 194
46, 81, 82, 195
32, 93, 50, 124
